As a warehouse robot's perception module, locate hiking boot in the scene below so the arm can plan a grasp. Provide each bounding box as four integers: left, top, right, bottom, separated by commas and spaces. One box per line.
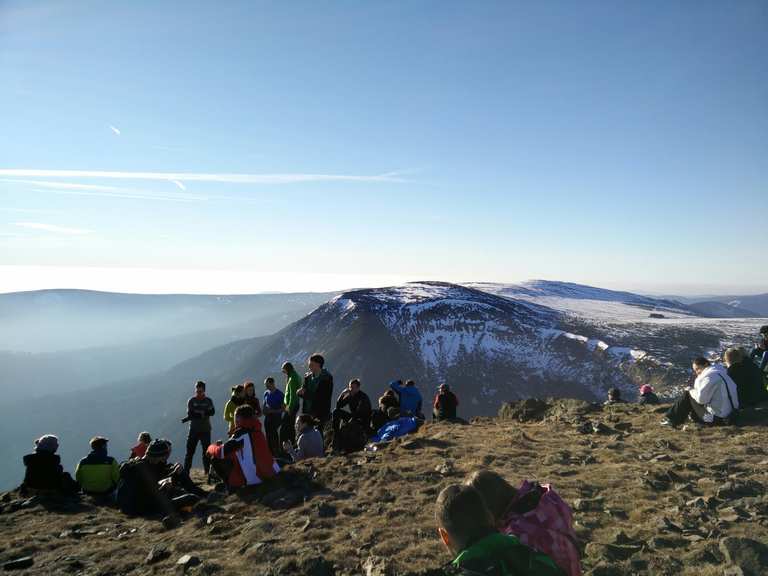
660, 418, 674, 427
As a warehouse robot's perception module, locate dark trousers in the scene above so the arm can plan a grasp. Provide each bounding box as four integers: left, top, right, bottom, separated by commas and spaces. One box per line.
280, 407, 299, 447
666, 391, 707, 426
332, 409, 354, 449
184, 428, 211, 474
264, 413, 282, 457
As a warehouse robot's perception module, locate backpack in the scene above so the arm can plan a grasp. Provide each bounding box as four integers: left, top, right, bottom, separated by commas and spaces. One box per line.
715, 373, 740, 426
501, 481, 581, 576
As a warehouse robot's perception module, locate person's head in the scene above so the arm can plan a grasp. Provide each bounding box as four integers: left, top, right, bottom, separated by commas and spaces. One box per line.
405, 379, 416, 388
296, 413, 318, 432
348, 378, 361, 396
439, 383, 449, 394
639, 385, 653, 396
137, 431, 152, 444
34, 434, 59, 454
387, 407, 400, 420
759, 326, 768, 346
435, 483, 495, 555
145, 439, 171, 463
308, 353, 325, 375
195, 380, 206, 396
243, 381, 256, 398
692, 357, 711, 376
464, 470, 517, 525
234, 404, 256, 428
231, 384, 245, 399
89, 436, 109, 452
264, 377, 275, 391
281, 361, 294, 376
608, 388, 621, 401
723, 347, 745, 368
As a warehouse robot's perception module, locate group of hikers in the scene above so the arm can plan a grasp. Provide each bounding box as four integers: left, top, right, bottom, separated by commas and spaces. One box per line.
20, 353, 462, 521
17, 326, 768, 575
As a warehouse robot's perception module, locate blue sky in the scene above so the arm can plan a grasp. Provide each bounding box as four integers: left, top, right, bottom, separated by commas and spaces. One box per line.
1, 1, 766, 295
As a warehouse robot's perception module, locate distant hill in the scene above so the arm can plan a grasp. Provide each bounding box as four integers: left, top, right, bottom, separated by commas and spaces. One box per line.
0, 289, 336, 353
687, 301, 760, 318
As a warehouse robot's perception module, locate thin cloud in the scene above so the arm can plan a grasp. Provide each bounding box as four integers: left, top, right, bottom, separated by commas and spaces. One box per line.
1, 179, 118, 192
109, 125, 121, 136
13, 222, 92, 235
1, 178, 206, 202
171, 179, 187, 191
0, 169, 405, 185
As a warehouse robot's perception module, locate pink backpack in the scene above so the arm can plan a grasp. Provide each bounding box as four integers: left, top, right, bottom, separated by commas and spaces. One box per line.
499, 480, 581, 576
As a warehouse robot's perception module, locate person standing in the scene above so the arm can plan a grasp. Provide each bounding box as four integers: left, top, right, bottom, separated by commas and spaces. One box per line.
183, 380, 215, 475
300, 354, 334, 432
243, 381, 263, 417
390, 379, 423, 417
223, 384, 246, 435
263, 377, 285, 457
280, 362, 302, 446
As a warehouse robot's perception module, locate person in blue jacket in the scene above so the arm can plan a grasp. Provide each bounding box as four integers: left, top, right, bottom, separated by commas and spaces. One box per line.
390, 379, 423, 417
370, 408, 420, 443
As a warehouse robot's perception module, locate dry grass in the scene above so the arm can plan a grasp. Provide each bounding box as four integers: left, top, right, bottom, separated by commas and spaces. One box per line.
1, 402, 767, 575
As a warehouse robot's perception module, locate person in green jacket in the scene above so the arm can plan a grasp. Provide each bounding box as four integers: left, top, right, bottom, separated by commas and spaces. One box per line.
436, 483, 564, 576
75, 437, 120, 498
280, 361, 302, 447
223, 384, 246, 435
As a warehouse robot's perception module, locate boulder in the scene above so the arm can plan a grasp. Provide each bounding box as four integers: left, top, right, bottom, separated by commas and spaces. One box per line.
719, 537, 768, 576
363, 556, 394, 576
145, 544, 171, 565
175, 554, 201, 572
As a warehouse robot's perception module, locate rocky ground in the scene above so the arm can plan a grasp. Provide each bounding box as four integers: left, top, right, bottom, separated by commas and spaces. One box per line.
2, 399, 768, 576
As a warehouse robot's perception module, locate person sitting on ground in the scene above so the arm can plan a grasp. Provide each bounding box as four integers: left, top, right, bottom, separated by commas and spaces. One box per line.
207, 405, 279, 490
263, 377, 285, 457
433, 383, 460, 421
224, 384, 246, 435
280, 361, 303, 448
117, 439, 204, 519
749, 326, 768, 375
435, 483, 565, 576
662, 357, 739, 427
243, 381, 263, 417
638, 385, 660, 405
22, 434, 79, 496
282, 414, 324, 462
75, 436, 120, 498
332, 378, 372, 451
724, 347, 767, 407
129, 431, 152, 460
371, 389, 400, 431
604, 388, 624, 405
390, 379, 423, 417
370, 408, 421, 443
465, 470, 580, 576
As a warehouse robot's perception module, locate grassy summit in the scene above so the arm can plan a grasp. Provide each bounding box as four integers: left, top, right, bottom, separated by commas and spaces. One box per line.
1, 400, 767, 575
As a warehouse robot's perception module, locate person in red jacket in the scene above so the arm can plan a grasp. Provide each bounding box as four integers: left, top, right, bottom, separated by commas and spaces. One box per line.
206, 405, 279, 491
129, 432, 152, 460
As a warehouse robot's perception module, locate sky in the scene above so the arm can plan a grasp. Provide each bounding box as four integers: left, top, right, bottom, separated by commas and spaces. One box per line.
1, 1, 766, 296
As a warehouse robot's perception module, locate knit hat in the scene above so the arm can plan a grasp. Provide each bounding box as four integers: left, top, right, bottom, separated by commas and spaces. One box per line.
34, 434, 59, 453
639, 385, 654, 395
146, 439, 171, 458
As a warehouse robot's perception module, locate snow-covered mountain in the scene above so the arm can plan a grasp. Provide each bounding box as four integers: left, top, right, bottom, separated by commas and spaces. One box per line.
468, 280, 696, 322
